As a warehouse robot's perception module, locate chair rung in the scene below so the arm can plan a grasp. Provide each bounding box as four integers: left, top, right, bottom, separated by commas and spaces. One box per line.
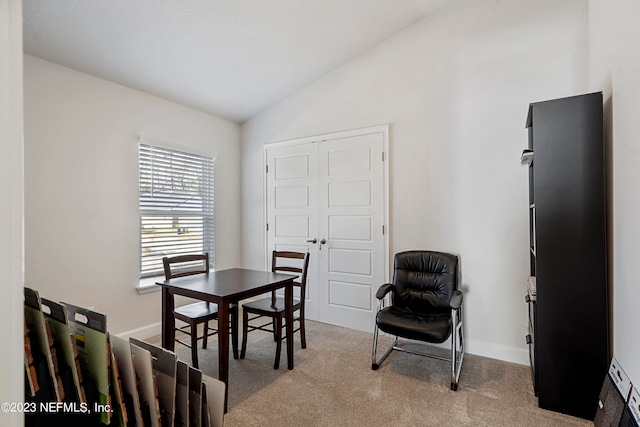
246, 322, 275, 333
175, 325, 219, 340
175, 338, 192, 349
245, 319, 300, 333
244, 314, 302, 340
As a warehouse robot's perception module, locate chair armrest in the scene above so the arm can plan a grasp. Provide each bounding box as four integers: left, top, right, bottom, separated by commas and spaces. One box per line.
449, 290, 463, 309
375, 283, 394, 300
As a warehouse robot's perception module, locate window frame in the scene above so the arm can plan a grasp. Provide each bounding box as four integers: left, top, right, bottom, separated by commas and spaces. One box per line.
137, 136, 216, 292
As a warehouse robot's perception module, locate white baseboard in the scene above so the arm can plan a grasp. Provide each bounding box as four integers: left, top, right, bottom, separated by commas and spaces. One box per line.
466, 338, 529, 365
117, 321, 530, 366
115, 322, 162, 341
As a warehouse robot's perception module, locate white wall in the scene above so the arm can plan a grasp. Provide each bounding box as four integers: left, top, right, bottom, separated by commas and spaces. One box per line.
589, 0, 640, 385
23, 55, 242, 336
0, 0, 24, 425
241, 0, 589, 363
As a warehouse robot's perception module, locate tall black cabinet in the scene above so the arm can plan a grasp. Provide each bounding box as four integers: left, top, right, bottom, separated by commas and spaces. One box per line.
523, 92, 609, 420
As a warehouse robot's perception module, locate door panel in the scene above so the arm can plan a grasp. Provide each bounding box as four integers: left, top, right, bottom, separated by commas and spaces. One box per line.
329, 215, 372, 241
328, 181, 372, 207
329, 281, 372, 310
274, 215, 309, 237
266, 143, 319, 318
317, 132, 385, 331
328, 248, 372, 275
328, 146, 372, 175
274, 154, 310, 179
266, 127, 387, 332
274, 185, 309, 208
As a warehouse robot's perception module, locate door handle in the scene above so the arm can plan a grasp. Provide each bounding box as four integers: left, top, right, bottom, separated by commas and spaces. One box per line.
318, 238, 327, 251
305, 238, 317, 244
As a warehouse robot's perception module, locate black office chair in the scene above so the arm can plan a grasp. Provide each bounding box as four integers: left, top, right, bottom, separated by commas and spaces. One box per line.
371, 250, 464, 390
240, 251, 310, 369
162, 253, 238, 368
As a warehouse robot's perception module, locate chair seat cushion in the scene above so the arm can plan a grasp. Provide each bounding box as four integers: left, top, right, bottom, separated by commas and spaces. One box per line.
376, 306, 451, 343
242, 296, 301, 315
174, 301, 219, 322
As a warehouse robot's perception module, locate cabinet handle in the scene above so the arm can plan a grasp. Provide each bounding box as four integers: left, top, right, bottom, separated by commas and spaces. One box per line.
305, 238, 317, 244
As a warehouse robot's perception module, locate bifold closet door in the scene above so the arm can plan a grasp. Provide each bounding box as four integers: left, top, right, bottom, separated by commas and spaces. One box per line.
265, 129, 386, 332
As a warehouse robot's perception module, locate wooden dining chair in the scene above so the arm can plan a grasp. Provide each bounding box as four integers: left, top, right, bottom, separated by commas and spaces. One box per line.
240, 251, 310, 369
162, 253, 238, 368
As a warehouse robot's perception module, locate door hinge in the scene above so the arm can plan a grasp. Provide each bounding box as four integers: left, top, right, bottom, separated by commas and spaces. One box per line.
266, 165, 269, 173
266, 223, 269, 231
382, 225, 385, 235
382, 152, 385, 162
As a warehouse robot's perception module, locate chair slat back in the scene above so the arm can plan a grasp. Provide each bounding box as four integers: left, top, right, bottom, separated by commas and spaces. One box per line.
163, 253, 209, 280
392, 251, 459, 312
271, 251, 310, 301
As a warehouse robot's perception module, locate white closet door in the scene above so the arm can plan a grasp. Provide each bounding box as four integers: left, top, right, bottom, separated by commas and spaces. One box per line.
266, 143, 319, 318
317, 132, 385, 331
265, 126, 387, 332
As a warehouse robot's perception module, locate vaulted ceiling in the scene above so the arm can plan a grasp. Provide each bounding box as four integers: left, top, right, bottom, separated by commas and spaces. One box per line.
23, 0, 460, 122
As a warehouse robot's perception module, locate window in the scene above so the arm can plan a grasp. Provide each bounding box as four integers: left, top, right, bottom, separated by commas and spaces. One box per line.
138, 139, 214, 280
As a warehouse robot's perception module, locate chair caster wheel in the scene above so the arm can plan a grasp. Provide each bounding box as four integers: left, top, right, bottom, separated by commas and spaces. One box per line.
372, 363, 379, 370
451, 383, 458, 391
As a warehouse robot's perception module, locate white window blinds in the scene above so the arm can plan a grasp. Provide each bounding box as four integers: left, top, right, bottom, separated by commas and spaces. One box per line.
139, 142, 214, 278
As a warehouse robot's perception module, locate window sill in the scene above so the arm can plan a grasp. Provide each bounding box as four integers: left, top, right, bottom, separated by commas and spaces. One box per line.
137, 277, 163, 295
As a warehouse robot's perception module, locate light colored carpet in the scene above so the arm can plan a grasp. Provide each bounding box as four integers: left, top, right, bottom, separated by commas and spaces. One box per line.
147, 320, 592, 427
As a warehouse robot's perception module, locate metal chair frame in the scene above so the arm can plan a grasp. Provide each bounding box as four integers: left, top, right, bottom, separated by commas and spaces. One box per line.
372, 295, 464, 390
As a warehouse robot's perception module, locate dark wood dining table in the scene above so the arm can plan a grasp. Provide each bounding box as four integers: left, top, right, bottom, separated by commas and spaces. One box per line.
156, 267, 297, 412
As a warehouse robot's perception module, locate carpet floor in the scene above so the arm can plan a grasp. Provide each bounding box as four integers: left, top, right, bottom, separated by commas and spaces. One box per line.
146, 320, 592, 427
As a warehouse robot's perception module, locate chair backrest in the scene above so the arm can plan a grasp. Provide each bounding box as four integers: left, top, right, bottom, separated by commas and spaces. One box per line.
163, 253, 209, 280
271, 251, 310, 301
392, 251, 459, 312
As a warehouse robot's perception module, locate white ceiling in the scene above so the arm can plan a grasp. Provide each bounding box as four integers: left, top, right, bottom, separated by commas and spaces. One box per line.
23, 0, 459, 123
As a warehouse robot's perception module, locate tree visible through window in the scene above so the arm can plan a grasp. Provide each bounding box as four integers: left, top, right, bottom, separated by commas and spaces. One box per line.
138, 141, 214, 279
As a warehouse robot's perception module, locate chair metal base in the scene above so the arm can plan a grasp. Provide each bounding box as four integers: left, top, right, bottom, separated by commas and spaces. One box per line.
372, 308, 465, 391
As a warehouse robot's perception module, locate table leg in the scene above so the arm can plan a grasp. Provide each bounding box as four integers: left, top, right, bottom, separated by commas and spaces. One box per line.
285, 280, 294, 370
231, 304, 239, 359
218, 301, 230, 413
161, 287, 175, 351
